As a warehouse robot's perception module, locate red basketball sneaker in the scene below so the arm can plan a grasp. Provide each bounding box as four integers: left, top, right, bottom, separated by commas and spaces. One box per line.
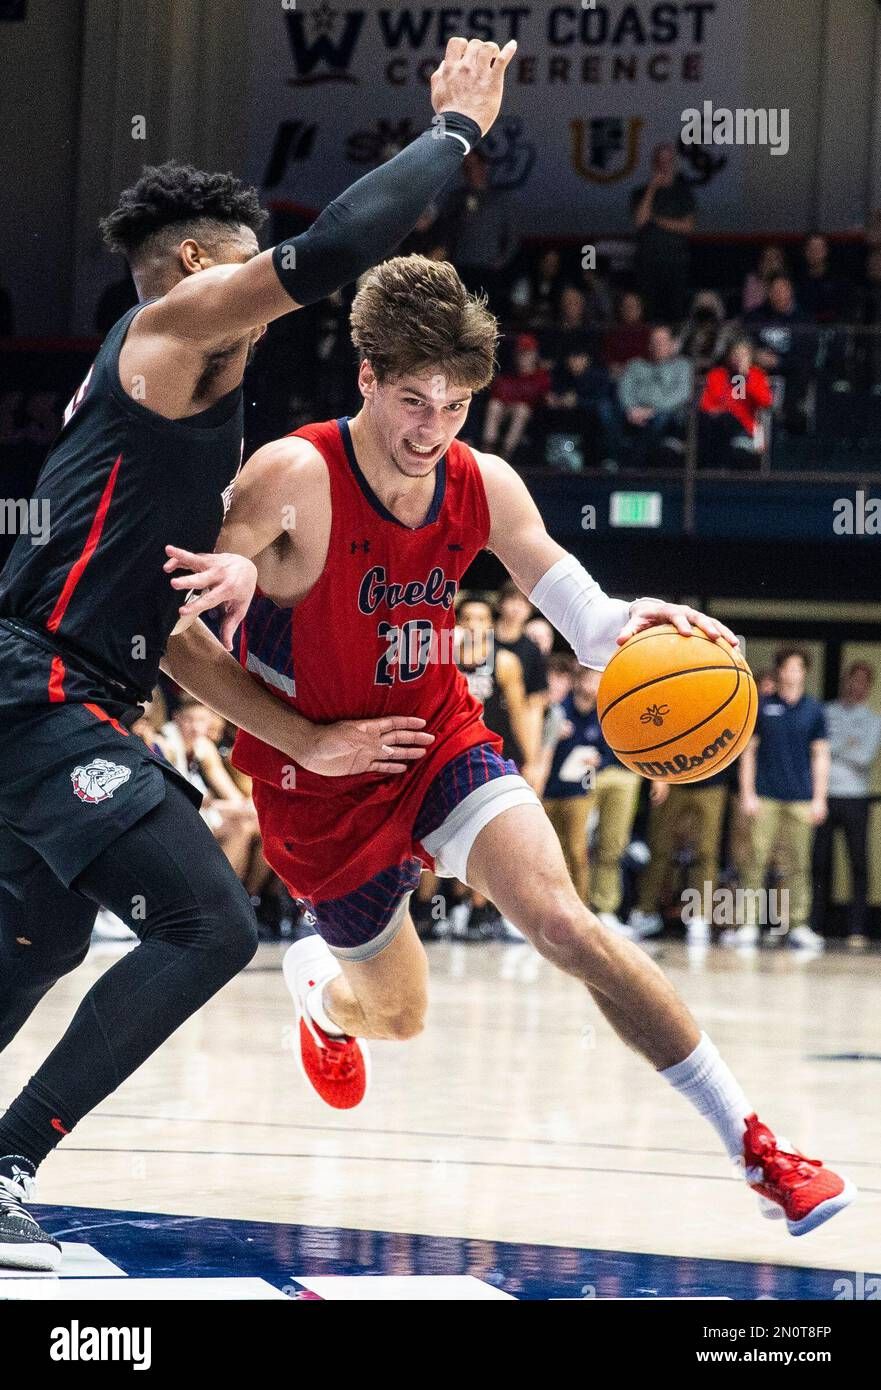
283, 937, 370, 1110
743, 1114, 856, 1236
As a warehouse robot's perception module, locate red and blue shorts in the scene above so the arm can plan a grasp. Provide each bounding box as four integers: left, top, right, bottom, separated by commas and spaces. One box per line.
302, 744, 539, 962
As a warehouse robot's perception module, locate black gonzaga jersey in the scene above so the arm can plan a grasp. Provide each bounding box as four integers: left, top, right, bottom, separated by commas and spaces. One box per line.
0, 304, 244, 702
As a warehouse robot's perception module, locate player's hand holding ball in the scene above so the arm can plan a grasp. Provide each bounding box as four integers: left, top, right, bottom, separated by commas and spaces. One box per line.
598, 612, 757, 785
617, 598, 738, 648
431, 36, 518, 136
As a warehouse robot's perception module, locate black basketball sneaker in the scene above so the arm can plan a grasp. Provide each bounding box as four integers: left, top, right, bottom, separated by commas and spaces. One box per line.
0, 1155, 62, 1271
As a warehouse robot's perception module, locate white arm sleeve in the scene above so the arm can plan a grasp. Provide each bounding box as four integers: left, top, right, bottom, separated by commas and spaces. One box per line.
529, 554, 630, 672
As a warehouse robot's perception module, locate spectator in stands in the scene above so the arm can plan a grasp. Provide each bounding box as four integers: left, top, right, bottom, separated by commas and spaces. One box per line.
540, 285, 597, 365
547, 344, 611, 411
742, 244, 788, 314
592, 754, 643, 933
731, 647, 829, 951
743, 275, 811, 430
617, 324, 694, 465
165, 699, 262, 882
442, 148, 518, 305
812, 662, 881, 948
796, 234, 851, 325
629, 769, 732, 946
94, 274, 138, 334
524, 616, 555, 658
494, 580, 548, 778
457, 595, 532, 771
679, 291, 734, 372
544, 650, 576, 709
572, 260, 614, 329
482, 332, 550, 460
539, 665, 606, 905
602, 290, 652, 379
698, 336, 774, 467
630, 141, 696, 324
449, 595, 532, 939
545, 343, 617, 467
509, 247, 566, 325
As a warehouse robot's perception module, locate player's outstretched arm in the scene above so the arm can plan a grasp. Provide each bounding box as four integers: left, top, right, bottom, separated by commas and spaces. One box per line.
143, 38, 516, 347
477, 451, 736, 670
162, 618, 434, 778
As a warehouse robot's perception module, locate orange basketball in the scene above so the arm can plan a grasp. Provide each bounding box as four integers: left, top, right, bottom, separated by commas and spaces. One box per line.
596, 625, 758, 783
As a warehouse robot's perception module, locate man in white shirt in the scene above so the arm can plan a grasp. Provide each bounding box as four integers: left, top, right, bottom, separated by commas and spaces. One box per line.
813, 662, 881, 946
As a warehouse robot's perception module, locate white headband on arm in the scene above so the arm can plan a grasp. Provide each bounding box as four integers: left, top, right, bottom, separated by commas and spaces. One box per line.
529, 554, 631, 672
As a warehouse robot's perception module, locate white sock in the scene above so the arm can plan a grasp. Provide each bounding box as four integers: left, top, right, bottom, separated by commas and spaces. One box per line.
661, 1032, 752, 1162
305, 981, 346, 1038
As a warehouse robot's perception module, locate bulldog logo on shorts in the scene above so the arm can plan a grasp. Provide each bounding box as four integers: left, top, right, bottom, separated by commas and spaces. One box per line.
71, 759, 132, 804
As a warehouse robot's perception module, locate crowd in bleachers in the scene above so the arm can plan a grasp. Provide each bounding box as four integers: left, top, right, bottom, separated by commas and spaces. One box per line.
228, 142, 881, 473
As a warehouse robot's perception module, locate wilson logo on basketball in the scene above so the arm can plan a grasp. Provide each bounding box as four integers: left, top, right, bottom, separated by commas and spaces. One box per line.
633, 728, 737, 779
70, 759, 132, 804
640, 703, 670, 727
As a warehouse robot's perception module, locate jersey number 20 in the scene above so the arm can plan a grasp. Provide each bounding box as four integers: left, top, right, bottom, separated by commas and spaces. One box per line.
375, 621, 434, 686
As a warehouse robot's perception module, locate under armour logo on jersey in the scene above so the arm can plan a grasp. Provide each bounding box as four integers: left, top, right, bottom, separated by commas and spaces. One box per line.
351, 540, 371, 554
70, 759, 132, 804
448, 543, 464, 552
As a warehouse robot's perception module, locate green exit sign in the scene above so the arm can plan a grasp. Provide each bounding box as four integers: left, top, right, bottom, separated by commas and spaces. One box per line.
610, 492, 662, 528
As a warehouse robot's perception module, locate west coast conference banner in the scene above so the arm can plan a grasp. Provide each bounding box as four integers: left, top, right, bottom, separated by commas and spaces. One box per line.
246, 1, 745, 236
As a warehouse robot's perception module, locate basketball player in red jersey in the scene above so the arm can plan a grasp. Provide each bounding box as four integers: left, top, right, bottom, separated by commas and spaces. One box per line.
165, 257, 855, 1237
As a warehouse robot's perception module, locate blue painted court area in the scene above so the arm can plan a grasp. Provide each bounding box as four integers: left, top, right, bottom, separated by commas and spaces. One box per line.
17, 1205, 872, 1300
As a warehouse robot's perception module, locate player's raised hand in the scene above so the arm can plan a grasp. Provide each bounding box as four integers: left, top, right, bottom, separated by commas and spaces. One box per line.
299, 716, 435, 778
165, 544, 258, 650
431, 35, 518, 136
616, 599, 739, 648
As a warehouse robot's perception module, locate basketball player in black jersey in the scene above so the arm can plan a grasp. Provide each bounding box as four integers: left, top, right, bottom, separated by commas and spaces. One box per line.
0, 37, 516, 1269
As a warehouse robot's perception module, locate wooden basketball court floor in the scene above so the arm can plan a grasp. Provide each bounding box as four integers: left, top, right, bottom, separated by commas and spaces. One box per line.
1, 936, 878, 1300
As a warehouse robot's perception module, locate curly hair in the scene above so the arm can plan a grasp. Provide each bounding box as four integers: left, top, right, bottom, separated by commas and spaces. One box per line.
350, 255, 499, 391
100, 161, 267, 260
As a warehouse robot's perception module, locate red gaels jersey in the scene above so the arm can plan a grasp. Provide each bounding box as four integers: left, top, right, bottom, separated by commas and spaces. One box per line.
232, 417, 502, 900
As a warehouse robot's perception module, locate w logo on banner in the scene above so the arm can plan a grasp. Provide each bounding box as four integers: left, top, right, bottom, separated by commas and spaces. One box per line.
284, 4, 366, 86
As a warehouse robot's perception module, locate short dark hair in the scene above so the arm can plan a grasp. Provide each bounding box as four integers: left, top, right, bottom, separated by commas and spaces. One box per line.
775, 646, 811, 672
100, 161, 267, 262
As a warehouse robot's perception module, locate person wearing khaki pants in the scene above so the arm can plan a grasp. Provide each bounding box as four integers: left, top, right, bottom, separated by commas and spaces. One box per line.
591, 763, 642, 926
740, 797, 814, 928
630, 770, 731, 942
732, 647, 829, 949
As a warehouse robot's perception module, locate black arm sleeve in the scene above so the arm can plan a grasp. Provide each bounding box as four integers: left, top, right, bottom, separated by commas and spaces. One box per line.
271, 113, 481, 306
